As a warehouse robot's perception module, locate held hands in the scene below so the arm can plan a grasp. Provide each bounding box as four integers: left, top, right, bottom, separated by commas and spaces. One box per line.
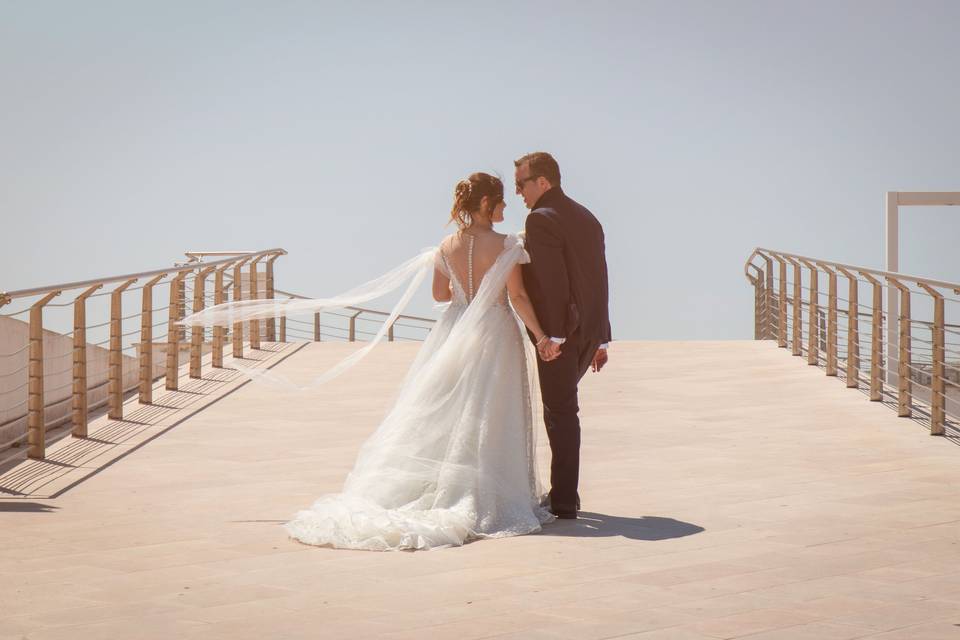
535, 336, 561, 362
534, 338, 607, 369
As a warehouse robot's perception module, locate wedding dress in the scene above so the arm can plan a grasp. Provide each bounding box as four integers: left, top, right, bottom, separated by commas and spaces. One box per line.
181, 233, 553, 551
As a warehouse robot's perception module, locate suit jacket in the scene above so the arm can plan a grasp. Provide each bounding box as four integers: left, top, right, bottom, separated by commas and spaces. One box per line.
522, 186, 612, 347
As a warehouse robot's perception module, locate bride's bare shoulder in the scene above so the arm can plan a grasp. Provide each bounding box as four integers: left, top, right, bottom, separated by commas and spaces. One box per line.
486, 231, 508, 247
440, 232, 458, 250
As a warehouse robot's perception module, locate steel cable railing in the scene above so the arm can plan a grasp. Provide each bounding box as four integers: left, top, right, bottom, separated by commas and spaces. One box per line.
0, 343, 31, 358
0, 248, 287, 461
745, 248, 960, 436
0, 366, 28, 380
0, 247, 441, 463
272, 288, 434, 343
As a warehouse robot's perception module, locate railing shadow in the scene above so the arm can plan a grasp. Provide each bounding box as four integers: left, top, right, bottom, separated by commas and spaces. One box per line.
804, 355, 960, 447
0, 343, 306, 498
540, 512, 704, 541
0, 501, 58, 512
747, 247, 960, 443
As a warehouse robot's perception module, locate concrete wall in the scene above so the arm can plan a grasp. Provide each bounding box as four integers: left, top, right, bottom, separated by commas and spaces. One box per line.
0, 316, 169, 450
1, 267, 270, 452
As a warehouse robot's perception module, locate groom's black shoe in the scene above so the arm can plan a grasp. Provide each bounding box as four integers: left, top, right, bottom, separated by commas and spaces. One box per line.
540, 493, 580, 507
542, 493, 581, 519
549, 499, 579, 519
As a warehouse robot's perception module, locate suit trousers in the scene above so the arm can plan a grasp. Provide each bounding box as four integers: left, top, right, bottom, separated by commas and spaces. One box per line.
535, 332, 601, 513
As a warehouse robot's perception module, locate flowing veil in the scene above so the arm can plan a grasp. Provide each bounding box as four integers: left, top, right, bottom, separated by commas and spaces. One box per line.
179, 236, 550, 548
179, 247, 437, 389
178, 240, 534, 392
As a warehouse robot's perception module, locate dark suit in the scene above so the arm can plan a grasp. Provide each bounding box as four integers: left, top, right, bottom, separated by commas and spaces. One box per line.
522, 186, 611, 514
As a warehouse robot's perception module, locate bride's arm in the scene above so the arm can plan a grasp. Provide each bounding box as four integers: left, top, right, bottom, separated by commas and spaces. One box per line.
506, 264, 546, 344
432, 268, 452, 302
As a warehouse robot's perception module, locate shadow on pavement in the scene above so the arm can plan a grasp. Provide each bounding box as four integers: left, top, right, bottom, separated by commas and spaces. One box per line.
0, 501, 59, 513
540, 512, 704, 541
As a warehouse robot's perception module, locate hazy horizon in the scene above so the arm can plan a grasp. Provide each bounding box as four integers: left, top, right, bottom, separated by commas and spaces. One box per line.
3, 1, 960, 339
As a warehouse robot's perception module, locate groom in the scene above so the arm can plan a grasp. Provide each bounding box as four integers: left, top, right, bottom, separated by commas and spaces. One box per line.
516, 152, 612, 520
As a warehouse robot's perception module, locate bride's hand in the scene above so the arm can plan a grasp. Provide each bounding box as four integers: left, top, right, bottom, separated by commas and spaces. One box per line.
537, 340, 561, 362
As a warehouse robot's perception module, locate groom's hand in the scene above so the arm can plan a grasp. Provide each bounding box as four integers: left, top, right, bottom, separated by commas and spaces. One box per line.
591, 347, 608, 372
538, 340, 561, 362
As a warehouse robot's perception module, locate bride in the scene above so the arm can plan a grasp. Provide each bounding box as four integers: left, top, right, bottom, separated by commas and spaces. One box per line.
183, 172, 555, 550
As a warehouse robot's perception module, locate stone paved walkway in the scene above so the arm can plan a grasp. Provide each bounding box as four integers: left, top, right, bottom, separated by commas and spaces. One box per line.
2, 341, 960, 639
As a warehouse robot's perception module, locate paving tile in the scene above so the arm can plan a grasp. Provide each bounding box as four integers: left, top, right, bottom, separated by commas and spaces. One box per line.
865, 620, 960, 639
1, 342, 959, 638
828, 599, 960, 632
683, 607, 821, 638
720, 621, 877, 639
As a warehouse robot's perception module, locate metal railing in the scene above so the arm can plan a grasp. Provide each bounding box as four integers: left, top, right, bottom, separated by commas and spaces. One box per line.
744, 248, 960, 436
0, 249, 435, 462
272, 289, 435, 344
182, 253, 435, 344
0, 249, 286, 460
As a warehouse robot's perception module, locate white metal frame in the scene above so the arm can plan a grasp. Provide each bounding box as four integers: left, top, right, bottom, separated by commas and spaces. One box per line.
884, 191, 960, 382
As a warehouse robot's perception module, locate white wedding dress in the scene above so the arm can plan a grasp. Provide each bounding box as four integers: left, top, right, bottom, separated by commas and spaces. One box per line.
281, 233, 554, 550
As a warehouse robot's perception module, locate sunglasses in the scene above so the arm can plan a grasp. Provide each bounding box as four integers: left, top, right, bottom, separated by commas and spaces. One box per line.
515, 175, 540, 190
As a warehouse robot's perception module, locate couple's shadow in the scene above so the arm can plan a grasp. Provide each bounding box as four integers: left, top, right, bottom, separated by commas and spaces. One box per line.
540, 512, 703, 541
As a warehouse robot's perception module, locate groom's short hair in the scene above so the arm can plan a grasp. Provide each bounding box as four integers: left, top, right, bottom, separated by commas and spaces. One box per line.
515, 152, 561, 187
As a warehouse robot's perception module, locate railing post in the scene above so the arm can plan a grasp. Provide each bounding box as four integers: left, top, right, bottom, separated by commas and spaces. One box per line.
109, 278, 138, 420
349, 310, 362, 342
232, 257, 251, 359
775, 256, 788, 348
138, 274, 166, 405
176, 272, 187, 342
279, 310, 287, 343
212, 262, 233, 368
190, 266, 215, 379
28, 291, 61, 459
816, 311, 824, 355
266, 255, 280, 342
860, 272, 884, 401
72, 284, 101, 437
887, 277, 912, 417
165, 271, 187, 390
837, 267, 859, 389
388, 323, 395, 342
818, 263, 838, 376
755, 267, 765, 340
762, 254, 774, 340
755, 277, 764, 340
918, 283, 945, 435
746, 265, 763, 340
787, 258, 802, 356
314, 313, 321, 342
249, 256, 264, 350
932, 294, 945, 434
800, 259, 819, 366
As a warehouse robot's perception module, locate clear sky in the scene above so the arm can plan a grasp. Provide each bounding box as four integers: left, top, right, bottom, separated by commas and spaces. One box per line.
2, 1, 959, 339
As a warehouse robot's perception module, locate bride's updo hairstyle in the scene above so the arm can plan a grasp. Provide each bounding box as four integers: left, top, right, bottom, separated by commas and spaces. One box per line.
450, 172, 503, 229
